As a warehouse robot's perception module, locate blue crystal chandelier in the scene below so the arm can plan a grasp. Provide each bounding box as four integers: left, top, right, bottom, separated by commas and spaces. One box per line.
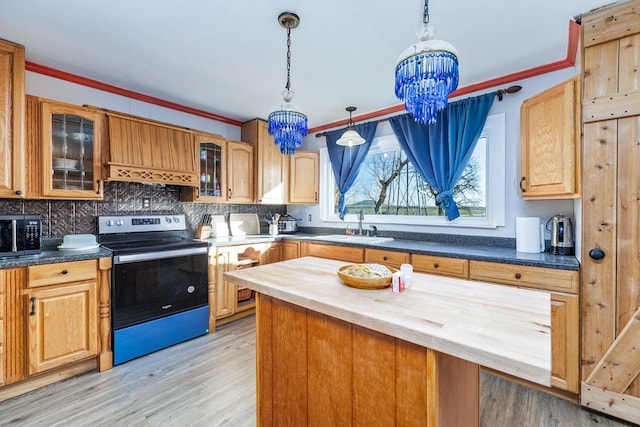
395, 0, 459, 124
268, 12, 308, 155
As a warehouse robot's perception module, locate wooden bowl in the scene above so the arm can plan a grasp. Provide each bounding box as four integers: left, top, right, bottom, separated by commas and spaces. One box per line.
337, 264, 397, 290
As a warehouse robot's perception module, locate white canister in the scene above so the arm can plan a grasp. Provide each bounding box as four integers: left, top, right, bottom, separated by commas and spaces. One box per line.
400, 264, 413, 288
269, 224, 278, 236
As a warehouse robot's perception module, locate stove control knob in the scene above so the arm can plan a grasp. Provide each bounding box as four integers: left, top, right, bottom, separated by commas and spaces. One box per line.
172, 216, 180, 223
165, 217, 172, 223
116, 219, 124, 226
105, 220, 114, 227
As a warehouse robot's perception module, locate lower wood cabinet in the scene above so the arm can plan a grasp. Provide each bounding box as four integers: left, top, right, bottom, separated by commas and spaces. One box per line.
213, 242, 281, 327
469, 260, 580, 396
261, 242, 281, 265
25, 260, 100, 376
25, 281, 98, 375
364, 248, 409, 268
411, 254, 469, 279
282, 240, 300, 261
0, 258, 112, 401
305, 242, 364, 264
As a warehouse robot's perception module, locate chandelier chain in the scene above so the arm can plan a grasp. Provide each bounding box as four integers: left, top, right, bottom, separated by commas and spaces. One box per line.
286, 26, 292, 91
423, 0, 430, 24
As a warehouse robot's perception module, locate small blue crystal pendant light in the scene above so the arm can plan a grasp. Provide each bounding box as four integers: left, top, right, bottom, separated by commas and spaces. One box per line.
395, 0, 459, 124
268, 12, 308, 155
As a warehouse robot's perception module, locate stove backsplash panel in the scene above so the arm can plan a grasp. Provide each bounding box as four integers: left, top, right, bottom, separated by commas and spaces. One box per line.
0, 182, 286, 237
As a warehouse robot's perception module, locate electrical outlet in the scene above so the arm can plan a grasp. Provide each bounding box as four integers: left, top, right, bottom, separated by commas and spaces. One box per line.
308, 214, 312, 221
142, 198, 150, 209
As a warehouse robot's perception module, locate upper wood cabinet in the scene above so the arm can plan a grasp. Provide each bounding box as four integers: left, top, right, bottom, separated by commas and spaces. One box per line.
0, 39, 25, 199
227, 140, 254, 203
520, 76, 580, 199
40, 100, 104, 199
289, 150, 319, 204
182, 132, 227, 202
106, 113, 198, 187
241, 119, 288, 204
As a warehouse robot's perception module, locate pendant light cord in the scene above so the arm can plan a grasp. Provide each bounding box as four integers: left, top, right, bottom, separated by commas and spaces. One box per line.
423, 0, 430, 24
286, 26, 292, 91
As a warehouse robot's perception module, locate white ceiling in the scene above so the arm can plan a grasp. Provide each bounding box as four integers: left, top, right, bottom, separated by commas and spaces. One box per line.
0, 0, 613, 129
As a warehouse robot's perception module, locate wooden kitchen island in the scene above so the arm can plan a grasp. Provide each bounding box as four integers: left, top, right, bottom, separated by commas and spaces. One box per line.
224, 257, 551, 427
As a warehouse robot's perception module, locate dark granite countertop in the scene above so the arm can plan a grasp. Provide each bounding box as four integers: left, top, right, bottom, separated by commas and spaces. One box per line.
201, 233, 579, 271
0, 247, 112, 268
0, 233, 579, 271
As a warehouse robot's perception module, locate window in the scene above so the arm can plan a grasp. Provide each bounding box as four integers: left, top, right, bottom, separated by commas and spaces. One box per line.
320, 113, 505, 228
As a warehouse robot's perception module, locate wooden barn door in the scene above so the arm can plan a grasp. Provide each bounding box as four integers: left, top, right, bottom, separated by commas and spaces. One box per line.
580, 1, 640, 424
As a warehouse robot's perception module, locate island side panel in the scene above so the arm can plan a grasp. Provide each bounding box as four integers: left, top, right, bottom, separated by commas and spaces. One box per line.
255, 293, 273, 426
397, 340, 431, 426
307, 310, 353, 426
255, 294, 480, 427
352, 324, 396, 426
434, 352, 480, 427
264, 295, 309, 426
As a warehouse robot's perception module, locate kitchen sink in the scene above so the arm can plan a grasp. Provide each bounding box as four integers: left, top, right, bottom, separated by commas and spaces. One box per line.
310, 234, 394, 244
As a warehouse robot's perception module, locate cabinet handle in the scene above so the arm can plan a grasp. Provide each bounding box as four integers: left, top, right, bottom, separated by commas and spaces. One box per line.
30, 297, 36, 316
228, 188, 232, 199
589, 248, 605, 260
519, 177, 526, 192
15, 190, 23, 196
383, 256, 387, 261
515, 273, 522, 279
434, 263, 439, 268
96, 179, 101, 194
61, 269, 69, 275
315, 192, 318, 201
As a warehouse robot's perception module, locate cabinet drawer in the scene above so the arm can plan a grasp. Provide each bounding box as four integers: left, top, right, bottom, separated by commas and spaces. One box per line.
364, 249, 409, 268
27, 260, 97, 288
469, 260, 578, 293
412, 254, 469, 279
307, 243, 363, 264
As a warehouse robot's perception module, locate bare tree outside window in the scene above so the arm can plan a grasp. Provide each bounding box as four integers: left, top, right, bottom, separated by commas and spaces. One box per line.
337, 137, 487, 218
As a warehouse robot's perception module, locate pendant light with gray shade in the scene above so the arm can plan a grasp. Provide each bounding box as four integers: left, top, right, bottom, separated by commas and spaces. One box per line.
336, 106, 365, 147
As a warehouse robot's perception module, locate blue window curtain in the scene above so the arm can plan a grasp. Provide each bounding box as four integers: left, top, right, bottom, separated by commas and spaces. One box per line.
325, 122, 378, 220
388, 92, 495, 221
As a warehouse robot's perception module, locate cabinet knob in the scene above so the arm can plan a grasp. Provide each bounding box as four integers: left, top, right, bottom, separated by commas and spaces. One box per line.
515, 273, 522, 279
383, 256, 387, 261
519, 177, 526, 192
30, 297, 36, 316
434, 263, 440, 268
15, 190, 23, 196
589, 248, 605, 260
61, 269, 69, 275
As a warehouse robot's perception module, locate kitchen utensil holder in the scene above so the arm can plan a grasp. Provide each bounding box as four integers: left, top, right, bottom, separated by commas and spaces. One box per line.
195, 224, 211, 240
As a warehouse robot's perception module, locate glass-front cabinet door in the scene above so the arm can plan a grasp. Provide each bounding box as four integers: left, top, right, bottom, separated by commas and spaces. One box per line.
41, 101, 103, 199
189, 132, 227, 202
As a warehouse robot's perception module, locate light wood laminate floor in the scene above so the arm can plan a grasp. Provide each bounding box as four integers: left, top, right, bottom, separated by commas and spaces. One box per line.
0, 316, 633, 427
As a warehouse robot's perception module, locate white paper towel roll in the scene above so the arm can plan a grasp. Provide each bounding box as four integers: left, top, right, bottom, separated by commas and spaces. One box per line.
516, 217, 541, 253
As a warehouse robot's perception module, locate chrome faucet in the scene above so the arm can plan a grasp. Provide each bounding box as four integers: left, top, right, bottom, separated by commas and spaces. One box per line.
358, 210, 364, 236
369, 225, 378, 237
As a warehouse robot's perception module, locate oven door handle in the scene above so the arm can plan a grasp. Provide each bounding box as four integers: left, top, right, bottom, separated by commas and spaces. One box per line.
114, 246, 208, 264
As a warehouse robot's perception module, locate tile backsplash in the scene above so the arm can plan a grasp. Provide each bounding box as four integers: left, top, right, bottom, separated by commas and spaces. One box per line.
0, 182, 286, 237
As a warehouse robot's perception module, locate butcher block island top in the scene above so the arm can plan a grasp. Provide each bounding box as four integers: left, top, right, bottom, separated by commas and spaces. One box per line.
225, 256, 551, 385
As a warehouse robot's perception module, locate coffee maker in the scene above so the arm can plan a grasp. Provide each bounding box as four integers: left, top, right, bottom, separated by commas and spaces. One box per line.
548, 213, 574, 256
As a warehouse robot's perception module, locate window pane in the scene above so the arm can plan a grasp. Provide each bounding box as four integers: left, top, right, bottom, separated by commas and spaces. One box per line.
334, 137, 488, 218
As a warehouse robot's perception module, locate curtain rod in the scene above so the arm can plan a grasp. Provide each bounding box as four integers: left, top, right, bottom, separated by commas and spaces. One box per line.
314, 85, 522, 138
